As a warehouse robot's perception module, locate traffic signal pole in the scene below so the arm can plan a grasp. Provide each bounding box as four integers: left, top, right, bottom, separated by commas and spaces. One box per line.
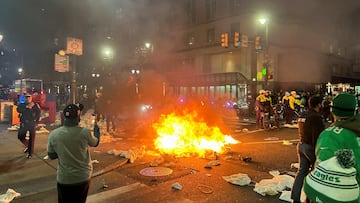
264, 22, 269, 89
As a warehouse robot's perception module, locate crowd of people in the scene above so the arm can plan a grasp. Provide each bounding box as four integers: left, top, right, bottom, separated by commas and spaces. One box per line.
253, 88, 348, 129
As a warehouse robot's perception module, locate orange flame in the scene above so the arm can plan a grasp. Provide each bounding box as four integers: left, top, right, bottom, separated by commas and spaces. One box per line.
153, 111, 238, 157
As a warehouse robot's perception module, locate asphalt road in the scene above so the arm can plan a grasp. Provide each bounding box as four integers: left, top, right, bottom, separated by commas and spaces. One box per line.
1, 114, 301, 203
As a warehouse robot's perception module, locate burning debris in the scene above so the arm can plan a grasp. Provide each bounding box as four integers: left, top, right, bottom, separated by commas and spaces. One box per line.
152, 111, 239, 158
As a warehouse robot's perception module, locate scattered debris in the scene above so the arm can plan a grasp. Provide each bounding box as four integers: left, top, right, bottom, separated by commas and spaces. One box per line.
253, 170, 294, 196
224, 155, 233, 160
240, 156, 252, 162
171, 182, 182, 190
283, 123, 298, 128
36, 126, 49, 134
150, 156, 165, 167
91, 160, 99, 164
242, 128, 249, 132
290, 163, 299, 169
204, 160, 221, 168
7, 126, 18, 131
279, 190, 306, 203
0, 188, 21, 203
222, 173, 252, 186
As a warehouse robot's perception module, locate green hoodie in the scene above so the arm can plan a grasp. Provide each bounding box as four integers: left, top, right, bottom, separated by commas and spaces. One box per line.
304, 115, 360, 203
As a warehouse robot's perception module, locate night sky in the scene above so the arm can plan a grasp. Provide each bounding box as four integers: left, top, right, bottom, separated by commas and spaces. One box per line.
1, 0, 360, 86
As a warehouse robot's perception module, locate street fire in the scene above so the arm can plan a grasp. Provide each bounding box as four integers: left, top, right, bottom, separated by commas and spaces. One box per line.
153, 111, 239, 158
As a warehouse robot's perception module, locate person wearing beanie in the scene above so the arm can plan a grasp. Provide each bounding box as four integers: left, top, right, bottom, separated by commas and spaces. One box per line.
304, 93, 360, 203
291, 95, 325, 203
47, 104, 101, 203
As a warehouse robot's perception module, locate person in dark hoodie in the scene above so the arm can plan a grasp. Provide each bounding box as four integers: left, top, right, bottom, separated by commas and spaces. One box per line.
304, 93, 360, 203
291, 95, 325, 203
47, 103, 101, 203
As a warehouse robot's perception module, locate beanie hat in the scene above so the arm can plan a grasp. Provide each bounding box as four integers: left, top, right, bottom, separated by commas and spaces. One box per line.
304, 150, 359, 203
331, 93, 357, 117
63, 104, 81, 119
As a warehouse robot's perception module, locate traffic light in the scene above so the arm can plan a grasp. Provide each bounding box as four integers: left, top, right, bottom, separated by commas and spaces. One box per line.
234, 32, 240, 47
221, 33, 229, 48
262, 67, 267, 76
255, 36, 262, 50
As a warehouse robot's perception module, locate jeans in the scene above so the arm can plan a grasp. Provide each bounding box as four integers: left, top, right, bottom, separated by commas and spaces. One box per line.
291, 142, 316, 202
18, 123, 36, 155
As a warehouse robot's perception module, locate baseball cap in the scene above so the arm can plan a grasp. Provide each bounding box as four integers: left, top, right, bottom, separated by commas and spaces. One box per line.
63, 104, 81, 119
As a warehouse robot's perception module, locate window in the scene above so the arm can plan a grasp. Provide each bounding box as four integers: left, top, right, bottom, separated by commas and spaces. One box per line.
207, 28, 215, 43
184, 32, 196, 47
205, 0, 216, 21
230, 0, 242, 15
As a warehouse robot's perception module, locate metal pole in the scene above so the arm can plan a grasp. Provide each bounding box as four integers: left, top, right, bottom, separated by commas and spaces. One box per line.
264, 22, 269, 88
71, 55, 77, 103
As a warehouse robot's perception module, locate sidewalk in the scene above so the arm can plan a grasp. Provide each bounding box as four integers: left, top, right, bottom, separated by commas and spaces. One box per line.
0, 123, 144, 203
0, 124, 58, 202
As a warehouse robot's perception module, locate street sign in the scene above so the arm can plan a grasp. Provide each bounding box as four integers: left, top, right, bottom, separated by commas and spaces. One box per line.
66, 37, 83, 56
54, 54, 69, 72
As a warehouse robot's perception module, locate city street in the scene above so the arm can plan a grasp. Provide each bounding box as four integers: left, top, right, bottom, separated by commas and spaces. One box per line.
0, 112, 302, 203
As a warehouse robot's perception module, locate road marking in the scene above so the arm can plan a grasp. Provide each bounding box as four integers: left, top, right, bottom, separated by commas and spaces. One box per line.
87, 182, 146, 203
242, 139, 299, 145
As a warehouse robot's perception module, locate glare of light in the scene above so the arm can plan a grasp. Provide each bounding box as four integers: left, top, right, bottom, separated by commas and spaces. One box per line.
91, 73, 100, 78
18, 68, 23, 73
0, 34, 3, 42
102, 47, 113, 59
58, 50, 66, 56
259, 18, 267, 25
145, 42, 151, 49
131, 69, 140, 74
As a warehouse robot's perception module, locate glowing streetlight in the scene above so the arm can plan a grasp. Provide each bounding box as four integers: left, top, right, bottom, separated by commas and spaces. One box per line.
18, 68, 23, 74
259, 18, 267, 25
102, 47, 113, 60
258, 18, 269, 49
258, 17, 270, 88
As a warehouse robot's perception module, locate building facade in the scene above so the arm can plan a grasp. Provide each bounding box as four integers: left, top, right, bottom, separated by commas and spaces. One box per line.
163, 0, 360, 102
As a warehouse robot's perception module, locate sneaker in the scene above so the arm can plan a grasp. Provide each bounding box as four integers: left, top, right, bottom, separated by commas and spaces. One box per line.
26, 154, 32, 159
23, 147, 29, 153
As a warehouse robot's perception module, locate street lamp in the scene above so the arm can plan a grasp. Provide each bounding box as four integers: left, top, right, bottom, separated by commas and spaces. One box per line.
259, 18, 269, 50
258, 17, 270, 88
131, 69, 141, 95
18, 68, 24, 94
102, 47, 113, 60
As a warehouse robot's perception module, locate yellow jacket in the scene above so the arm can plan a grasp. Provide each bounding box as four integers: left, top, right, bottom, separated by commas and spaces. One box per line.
289, 95, 302, 110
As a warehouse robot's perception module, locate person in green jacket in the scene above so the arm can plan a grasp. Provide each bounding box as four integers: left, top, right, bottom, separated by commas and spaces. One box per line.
304, 93, 360, 203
